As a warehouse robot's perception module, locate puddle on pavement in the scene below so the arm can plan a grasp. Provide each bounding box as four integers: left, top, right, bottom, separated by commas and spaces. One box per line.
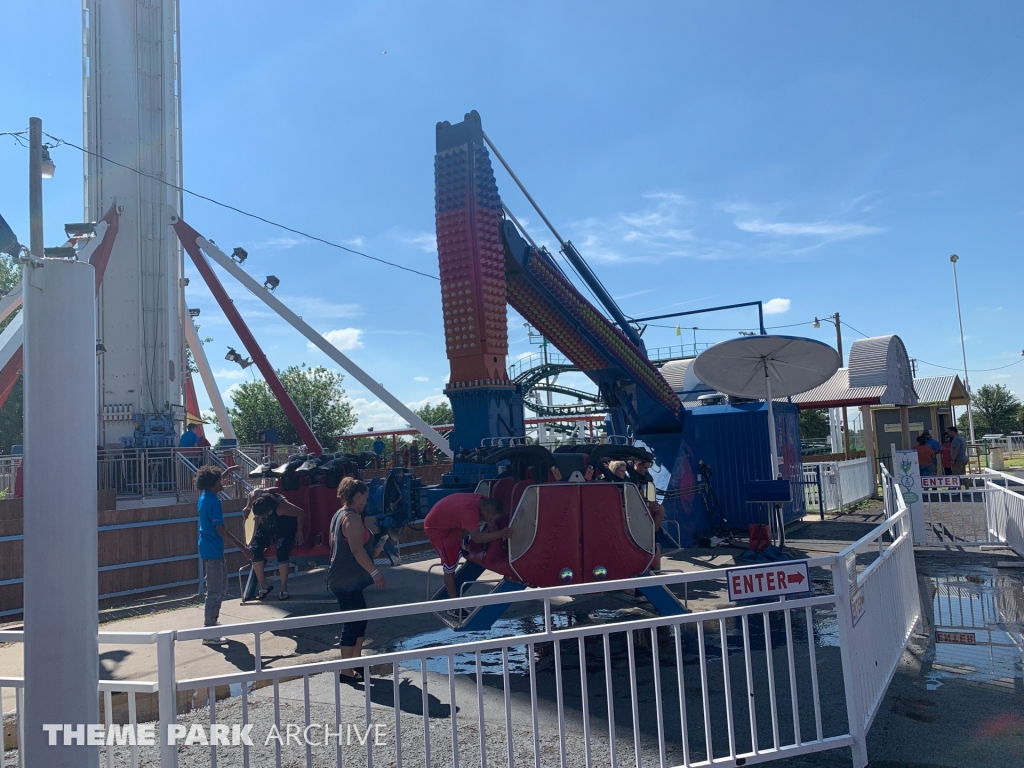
920, 564, 1024, 691
381, 593, 842, 677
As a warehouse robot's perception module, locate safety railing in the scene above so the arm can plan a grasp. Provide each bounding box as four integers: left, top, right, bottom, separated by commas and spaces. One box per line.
839, 467, 920, 765
94, 447, 248, 502
0, 629, 159, 768
0, 455, 21, 497
0, 503, 920, 767
982, 477, 1024, 557
803, 457, 875, 515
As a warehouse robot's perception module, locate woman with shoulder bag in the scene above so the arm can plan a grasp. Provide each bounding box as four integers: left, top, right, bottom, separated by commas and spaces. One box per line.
326, 477, 386, 683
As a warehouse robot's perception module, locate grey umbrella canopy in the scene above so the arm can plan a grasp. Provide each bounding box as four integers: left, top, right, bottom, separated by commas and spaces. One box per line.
693, 335, 841, 478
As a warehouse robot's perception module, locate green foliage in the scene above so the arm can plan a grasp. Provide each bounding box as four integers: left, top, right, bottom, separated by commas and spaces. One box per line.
409, 400, 453, 429
958, 384, 1022, 435
799, 409, 830, 440
226, 364, 357, 451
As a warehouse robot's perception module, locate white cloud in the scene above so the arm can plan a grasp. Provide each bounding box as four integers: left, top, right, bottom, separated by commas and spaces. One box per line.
309, 328, 364, 352
222, 383, 243, 403
350, 394, 448, 432
413, 376, 429, 382
243, 236, 304, 250
212, 368, 248, 381
763, 298, 791, 315
396, 231, 437, 253
735, 220, 883, 239
344, 236, 365, 248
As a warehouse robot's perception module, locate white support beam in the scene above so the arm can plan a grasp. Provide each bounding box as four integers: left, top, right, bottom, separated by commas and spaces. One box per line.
0, 285, 23, 325
0, 313, 23, 370
194, 235, 454, 458
184, 312, 235, 440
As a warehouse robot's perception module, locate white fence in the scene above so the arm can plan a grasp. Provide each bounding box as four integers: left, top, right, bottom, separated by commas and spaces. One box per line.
915, 470, 1024, 556
0, 499, 920, 768
803, 457, 876, 515
983, 434, 1024, 459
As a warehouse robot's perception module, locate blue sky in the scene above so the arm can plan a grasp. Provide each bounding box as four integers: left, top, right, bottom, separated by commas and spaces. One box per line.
2, 1, 1022, 431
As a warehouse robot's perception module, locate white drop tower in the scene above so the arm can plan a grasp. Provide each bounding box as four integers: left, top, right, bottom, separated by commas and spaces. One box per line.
83, 0, 186, 446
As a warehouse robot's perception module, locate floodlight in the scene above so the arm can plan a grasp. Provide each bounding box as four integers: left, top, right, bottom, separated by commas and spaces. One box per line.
188, 308, 201, 318
96, 343, 107, 355
40, 146, 55, 179
813, 317, 820, 329
225, 347, 253, 369
43, 247, 76, 259
263, 275, 280, 292
64, 222, 96, 239
230, 247, 248, 264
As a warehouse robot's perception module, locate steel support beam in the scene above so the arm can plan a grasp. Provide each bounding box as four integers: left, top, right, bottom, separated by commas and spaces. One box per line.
178, 221, 454, 458
172, 217, 323, 454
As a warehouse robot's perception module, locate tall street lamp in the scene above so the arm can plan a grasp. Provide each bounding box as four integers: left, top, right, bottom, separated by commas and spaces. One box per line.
814, 312, 850, 456
949, 254, 975, 443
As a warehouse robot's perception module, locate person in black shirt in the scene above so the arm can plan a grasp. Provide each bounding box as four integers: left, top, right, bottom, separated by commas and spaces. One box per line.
244, 488, 305, 600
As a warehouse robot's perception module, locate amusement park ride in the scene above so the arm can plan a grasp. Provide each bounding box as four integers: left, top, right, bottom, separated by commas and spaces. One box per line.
9, 0, 817, 632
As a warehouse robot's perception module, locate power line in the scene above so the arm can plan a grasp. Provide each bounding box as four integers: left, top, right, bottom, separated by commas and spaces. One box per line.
840, 320, 870, 338
915, 357, 1024, 373
5, 129, 439, 281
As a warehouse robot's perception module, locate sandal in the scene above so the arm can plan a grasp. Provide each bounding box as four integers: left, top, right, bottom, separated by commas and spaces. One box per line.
278, 591, 290, 601
257, 585, 274, 601
339, 669, 364, 685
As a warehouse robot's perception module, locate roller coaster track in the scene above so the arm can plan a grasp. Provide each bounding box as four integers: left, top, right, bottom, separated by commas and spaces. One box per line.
510, 353, 606, 416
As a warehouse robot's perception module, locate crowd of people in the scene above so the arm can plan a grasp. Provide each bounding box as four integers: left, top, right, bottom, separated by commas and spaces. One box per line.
914, 426, 969, 476
193, 450, 667, 669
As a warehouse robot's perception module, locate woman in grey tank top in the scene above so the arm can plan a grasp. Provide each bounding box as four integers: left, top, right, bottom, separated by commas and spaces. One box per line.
327, 478, 386, 683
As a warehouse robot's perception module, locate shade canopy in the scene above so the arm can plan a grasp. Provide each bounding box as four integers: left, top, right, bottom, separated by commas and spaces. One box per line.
693, 335, 841, 400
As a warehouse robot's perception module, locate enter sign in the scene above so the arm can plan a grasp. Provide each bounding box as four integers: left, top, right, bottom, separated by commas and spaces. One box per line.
726, 561, 811, 601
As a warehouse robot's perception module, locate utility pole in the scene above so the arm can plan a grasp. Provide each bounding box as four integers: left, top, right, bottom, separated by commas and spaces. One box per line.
28, 118, 43, 258
816, 312, 850, 457
950, 255, 976, 444
23, 116, 101, 767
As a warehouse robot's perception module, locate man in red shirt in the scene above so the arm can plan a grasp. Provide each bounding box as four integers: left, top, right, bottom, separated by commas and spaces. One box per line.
425, 493, 510, 601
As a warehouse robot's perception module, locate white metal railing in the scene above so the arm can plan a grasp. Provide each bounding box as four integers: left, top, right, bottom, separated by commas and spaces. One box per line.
982, 434, 1024, 459
0, 455, 21, 497
840, 468, 920, 765
0, 505, 920, 768
803, 457, 875, 514
982, 479, 1024, 557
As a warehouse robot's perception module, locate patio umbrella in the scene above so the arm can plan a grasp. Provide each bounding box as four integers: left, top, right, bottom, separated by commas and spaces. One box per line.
692, 335, 841, 478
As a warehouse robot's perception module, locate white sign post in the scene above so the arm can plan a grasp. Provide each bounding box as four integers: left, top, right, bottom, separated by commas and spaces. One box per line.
894, 449, 926, 543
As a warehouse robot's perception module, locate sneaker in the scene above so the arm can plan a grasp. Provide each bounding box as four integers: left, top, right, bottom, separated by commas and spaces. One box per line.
202, 636, 228, 646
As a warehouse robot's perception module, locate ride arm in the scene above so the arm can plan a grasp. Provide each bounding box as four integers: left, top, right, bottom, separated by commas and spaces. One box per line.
177, 219, 453, 459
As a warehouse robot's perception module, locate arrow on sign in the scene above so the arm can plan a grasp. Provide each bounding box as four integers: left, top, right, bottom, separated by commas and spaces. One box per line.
788, 571, 805, 586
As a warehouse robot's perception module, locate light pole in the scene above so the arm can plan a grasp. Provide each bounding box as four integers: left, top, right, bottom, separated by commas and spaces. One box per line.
814, 312, 850, 456
950, 254, 976, 443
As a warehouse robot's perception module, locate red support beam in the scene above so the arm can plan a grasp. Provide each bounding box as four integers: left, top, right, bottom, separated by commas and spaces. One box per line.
88, 203, 121, 291
172, 217, 323, 455
0, 348, 22, 410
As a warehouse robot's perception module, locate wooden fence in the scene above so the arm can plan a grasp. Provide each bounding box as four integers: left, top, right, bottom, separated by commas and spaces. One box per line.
0, 492, 248, 620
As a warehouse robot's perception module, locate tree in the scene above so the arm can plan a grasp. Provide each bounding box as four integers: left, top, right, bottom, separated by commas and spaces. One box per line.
410, 400, 453, 429
958, 384, 1021, 435
799, 409, 830, 440
226, 364, 357, 451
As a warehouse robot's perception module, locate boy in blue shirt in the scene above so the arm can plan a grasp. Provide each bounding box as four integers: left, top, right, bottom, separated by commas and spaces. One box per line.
196, 465, 250, 645
180, 423, 200, 448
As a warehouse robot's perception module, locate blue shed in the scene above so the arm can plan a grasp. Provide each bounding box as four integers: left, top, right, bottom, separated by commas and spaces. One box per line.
666, 401, 805, 539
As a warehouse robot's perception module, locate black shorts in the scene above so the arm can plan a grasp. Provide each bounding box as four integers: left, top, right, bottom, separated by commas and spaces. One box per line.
249, 515, 298, 563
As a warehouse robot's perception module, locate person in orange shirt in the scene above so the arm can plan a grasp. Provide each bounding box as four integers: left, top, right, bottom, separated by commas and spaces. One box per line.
916, 434, 936, 476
